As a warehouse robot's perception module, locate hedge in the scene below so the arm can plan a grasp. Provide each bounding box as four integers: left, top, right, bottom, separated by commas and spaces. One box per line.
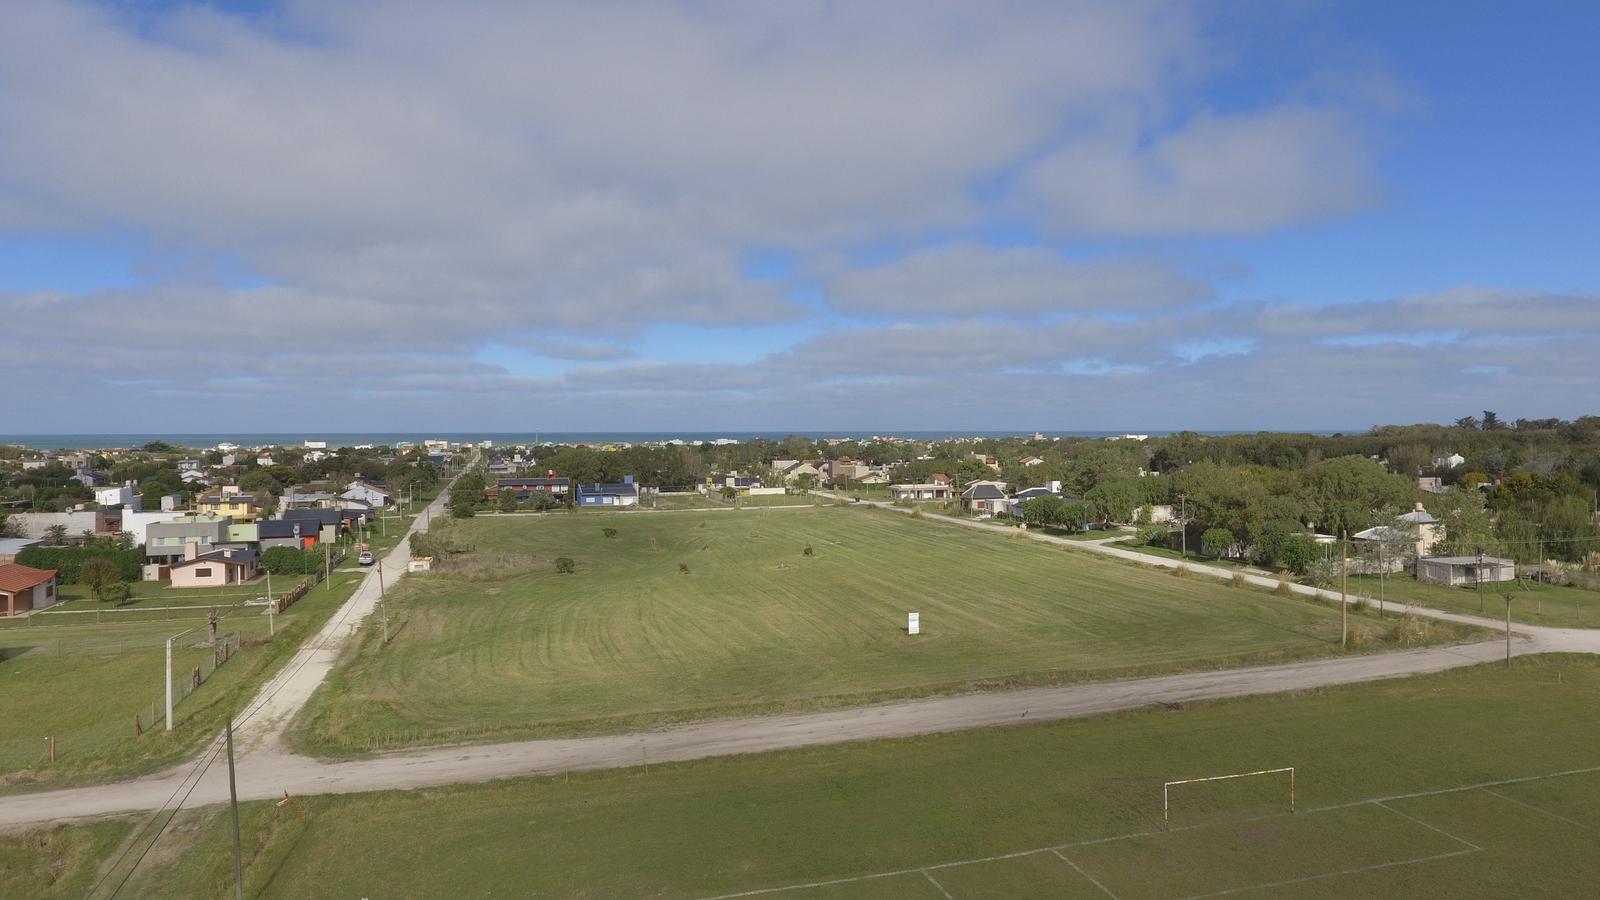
14, 545, 142, 584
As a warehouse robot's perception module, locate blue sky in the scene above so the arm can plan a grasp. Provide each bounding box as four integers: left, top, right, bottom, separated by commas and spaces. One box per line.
1, 1, 1597, 433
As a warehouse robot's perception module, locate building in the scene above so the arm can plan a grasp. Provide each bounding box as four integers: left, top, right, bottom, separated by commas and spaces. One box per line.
577, 477, 640, 507
1417, 476, 1446, 494
144, 512, 233, 560
95, 481, 142, 510
487, 477, 570, 502
0, 538, 42, 565
960, 482, 1011, 517
889, 483, 953, 502
1417, 555, 1515, 587
341, 480, 392, 508
281, 490, 338, 509
258, 518, 320, 550
169, 546, 260, 588
282, 508, 341, 545
0, 563, 59, 617
1394, 503, 1443, 556
1433, 452, 1466, 469
1020, 455, 1045, 467
196, 489, 267, 523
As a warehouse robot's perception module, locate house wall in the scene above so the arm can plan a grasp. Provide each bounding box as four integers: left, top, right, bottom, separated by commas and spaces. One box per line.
10, 512, 100, 540
170, 562, 251, 588
1, 579, 59, 617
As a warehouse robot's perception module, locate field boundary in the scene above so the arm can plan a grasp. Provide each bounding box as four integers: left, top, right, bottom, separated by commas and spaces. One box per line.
699, 763, 1600, 899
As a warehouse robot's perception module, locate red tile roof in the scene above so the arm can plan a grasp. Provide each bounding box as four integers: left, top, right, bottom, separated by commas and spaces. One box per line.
0, 563, 56, 593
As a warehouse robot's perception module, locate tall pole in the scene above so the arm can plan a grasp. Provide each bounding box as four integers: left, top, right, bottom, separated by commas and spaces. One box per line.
1340, 531, 1349, 649
1477, 547, 1485, 614
165, 637, 174, 731
1377, 542, 1385, 619
226, 715, 244, 900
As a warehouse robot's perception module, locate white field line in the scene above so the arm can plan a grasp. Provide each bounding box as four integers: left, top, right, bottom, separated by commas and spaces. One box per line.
1052, 848, 1122, 900
920, 869, 953, 899
1478, 787, 1595, 831
1172, 849, 1480, 900
1373, 800, 1481, 851
697, 764, 1600, 900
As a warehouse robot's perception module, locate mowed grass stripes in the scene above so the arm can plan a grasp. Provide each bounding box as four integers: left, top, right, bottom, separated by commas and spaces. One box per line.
294, 507, 1463, 752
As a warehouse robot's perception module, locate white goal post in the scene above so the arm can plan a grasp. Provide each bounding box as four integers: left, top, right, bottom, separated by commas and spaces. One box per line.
1163, 767, 1295, 827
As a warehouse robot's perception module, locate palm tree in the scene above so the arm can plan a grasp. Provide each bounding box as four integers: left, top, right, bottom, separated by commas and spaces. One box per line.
45, 524, 68, 546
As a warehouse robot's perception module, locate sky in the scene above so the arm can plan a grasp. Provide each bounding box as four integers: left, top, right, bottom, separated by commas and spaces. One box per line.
2, 0, 1598, 434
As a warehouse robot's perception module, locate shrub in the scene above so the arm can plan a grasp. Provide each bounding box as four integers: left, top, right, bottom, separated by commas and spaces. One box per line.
15, 544, 141, 583
602, 527, 618, 539
678, 562, 690, 575
79, 558, 124, 602
1231, 573, 1247, 589
554, 557, 575, 574
909, 506, 924, 519
1169, 564, 1188, 578
261, 546, 322, 576
1351, 596, 1370, 616
802, 544, 814, 557
1274, 577, 1294, 597
498, 493, 519, 513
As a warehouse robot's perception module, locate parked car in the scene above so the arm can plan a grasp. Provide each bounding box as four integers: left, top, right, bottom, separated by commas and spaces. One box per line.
358, 550, 375, 566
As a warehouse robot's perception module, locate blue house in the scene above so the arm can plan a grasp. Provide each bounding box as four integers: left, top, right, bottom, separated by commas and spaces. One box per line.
576, 476, 640, 507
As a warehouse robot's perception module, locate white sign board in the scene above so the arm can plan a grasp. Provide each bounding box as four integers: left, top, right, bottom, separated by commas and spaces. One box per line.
908, 612, 920, 635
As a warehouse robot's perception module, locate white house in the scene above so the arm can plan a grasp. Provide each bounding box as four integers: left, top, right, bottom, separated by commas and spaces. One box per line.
342, 480, 392, 508
95, 481, 142, 510
1433, 452, 1466, 469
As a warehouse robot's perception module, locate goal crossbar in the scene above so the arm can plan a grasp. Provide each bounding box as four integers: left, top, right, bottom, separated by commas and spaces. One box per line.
1163, 767, 1295, 827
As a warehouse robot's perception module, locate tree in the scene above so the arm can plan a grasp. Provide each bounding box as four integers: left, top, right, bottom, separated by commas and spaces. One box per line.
1021, 495, 1067, 527
449, 490, 478, 519
1280, 534, 1315, 575
498, 491, 519, 513
1481, 410, 1505, 431
79, 558, 125, 603
1201, 528, 1234, 559
45, 524, 69, 546
1454, 415, 1480, 430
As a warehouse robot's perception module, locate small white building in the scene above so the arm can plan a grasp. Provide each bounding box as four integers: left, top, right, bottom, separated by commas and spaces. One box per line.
95, 481, 142, 511
1433, 452, 1466, 469
1417, 555, 1515, 587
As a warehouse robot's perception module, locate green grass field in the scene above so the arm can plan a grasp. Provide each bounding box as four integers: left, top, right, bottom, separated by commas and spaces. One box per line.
1344, 573, 1600, 627
38, 656, 1600, 898
291, 507, 1474, 754
0, 571, 364, 790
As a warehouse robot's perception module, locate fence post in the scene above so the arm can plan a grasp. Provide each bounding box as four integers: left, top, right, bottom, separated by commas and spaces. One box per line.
49, 735, 56, 763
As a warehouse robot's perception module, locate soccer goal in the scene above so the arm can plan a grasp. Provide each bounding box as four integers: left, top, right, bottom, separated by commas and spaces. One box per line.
1163, 767, 1295, 828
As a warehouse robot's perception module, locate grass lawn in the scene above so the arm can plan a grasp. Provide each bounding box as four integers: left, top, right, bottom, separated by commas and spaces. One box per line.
291, 507, 1475, 754
0, 571, 364, 790
651, 493, 723, 510
1041, 527, 1127, 541
1109, 538, 1250, 569
1343, 573, 1600, 627
52, 655, 1600, 898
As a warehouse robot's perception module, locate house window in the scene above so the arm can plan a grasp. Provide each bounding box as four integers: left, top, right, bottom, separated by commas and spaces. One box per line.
193, 567, 213, 578
46, 584, 54, 598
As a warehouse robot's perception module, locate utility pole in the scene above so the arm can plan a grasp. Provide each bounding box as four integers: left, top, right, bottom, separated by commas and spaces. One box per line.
226, 715, 244, 900
1477, 547, 1486, 614
165, 637, 174, 731
1340, 531, 1349, 650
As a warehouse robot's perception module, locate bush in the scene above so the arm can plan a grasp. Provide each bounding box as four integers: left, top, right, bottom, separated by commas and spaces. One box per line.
1275, 577, 1294, 597
554, 557, 575, 574
678, 562, 690, 575
602, 527, 618, 539
261, 546, 322, 576
79, 558, 124, 602
449, 492, 477, 519
1201, 528, 1234, 559
498, 493, 519, 513
14, 544, 141, 583
802, 544, 814, 557
1231, 573, 1247, 589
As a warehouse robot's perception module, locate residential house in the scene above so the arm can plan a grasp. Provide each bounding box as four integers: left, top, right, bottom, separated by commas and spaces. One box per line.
95, 481, 143, 510
196, 489, 266, 523
120, 508, 189, 547
0, 538, 42, 565
258, 518, 320, 550
144, 514, 234, 572
180, 469, 210, 486
282, 508, 341, 545
888, 483, 953, 502
1417, 476, 1446, 494
969, 453, 1001, 472
1417, 555, 1514, 587
281, 490, 338, 510
169, 546, 260, 588
1433, 453, 1466, 469
1394, 503, 1443, 556
960, 482, 1011, 517
341, 480, 392, 508
0, 563, 59, 617
577, 476, 640, 507
487, 477, 570, 502
1020, 455, 1045, 467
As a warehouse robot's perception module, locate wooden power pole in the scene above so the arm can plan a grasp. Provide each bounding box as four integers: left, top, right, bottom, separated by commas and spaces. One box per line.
1340, 532, 1349, 649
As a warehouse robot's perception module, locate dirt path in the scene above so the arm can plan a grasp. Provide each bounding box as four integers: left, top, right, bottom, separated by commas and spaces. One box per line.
4, 491, 1598, 832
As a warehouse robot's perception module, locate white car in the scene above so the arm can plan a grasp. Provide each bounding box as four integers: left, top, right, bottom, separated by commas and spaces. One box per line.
358, 551, 376, 566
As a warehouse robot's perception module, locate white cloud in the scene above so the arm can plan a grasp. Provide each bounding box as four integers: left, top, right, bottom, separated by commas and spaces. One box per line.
821, 244, 1210, 317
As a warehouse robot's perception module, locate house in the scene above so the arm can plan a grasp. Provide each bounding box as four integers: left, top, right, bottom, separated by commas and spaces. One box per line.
1020, 455, 1045, 467
487, 477, 570, 502
341, 480, 392, 508
888, 483, 953, 502
960, 482, 1011, 517
1417, 555, 1515, 587
931, 473, 951, 486
281, 490, 337, 510
1433, 453, 1466, 469
120, 508, 190, 547
1417, 476, 1446, 494
180, 469, 210, 486
0, 563, 59, 617
145, 514, 234, 567
769, 459, 800, 474
169, 546, 260, 588
258, 518, 321, 550
1394, 503, 1443, 555
282, 508, 342, 544
780, 461, 824, 482
196, 489, 266, 523
577, 476, 640, 507
0, 538, 42, 565
969, 453, 1001, 472
95, 481, 143, 510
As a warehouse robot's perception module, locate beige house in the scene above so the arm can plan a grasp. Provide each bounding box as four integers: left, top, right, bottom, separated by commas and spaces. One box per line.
889, 483, 953, 502
169, 546, 260, 589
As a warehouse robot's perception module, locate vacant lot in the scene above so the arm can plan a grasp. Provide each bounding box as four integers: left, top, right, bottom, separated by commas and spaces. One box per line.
293, 507, 1470, 753
51, 656, 1600, 898
1344, 573, 1600, 627
0, 572, 363, 789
